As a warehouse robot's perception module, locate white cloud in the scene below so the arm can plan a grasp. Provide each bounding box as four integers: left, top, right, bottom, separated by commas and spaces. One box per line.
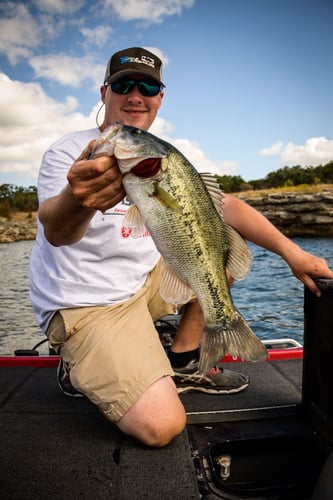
172, 138, 237, 175
80, 25, 113, 48
0, 2, 72, 65
31, 0, 84, 14
29, 54, 105, 90
0, 73, 98, 182
0, 72, 231, 186
0, 3, 41, 64
259, 137, 333, 166
280, 137, 333, 166
104, 0, 195, 23
0, 1, 171, 89
145, 46, 169, 68
259, 141, 283, 157
150, 117, 237, 175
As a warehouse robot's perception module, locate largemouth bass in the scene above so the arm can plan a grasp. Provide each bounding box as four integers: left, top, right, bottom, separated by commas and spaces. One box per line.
91, 124, 268, 373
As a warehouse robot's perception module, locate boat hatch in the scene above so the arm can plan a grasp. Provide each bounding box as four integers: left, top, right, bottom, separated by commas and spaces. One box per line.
188, 278, 333, 499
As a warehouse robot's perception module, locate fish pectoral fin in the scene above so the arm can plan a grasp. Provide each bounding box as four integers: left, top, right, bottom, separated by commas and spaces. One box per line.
152, 184, 179, 210
198, 314, 268, 374
122, 205, 148, 238
160, 264, 193, 304
225, 224, 253, 280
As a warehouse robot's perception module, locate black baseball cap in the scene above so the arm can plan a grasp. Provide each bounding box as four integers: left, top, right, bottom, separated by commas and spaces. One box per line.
104, 47, 165, 86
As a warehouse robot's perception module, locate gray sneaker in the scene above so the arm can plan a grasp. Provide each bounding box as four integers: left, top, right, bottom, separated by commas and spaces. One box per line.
174, 360, 249, 394
57, 358, 84, 397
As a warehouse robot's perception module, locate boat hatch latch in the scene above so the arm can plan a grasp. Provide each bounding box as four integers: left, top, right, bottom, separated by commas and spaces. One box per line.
216, 454, 231, 480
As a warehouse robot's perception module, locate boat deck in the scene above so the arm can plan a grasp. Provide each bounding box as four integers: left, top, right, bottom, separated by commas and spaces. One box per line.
0, 356, 303, 499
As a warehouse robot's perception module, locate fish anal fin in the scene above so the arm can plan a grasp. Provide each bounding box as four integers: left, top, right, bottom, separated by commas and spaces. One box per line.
160, 263, 193, 304
123, 205, 147, 238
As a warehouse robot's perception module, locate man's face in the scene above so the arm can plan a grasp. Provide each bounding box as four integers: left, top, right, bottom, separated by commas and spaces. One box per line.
100, 73, 164, 132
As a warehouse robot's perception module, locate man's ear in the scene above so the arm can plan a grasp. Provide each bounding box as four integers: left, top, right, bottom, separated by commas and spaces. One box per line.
100, 85, 107, 103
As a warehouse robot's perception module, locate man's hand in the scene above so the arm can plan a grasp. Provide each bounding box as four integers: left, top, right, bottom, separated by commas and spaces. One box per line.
67, 140, 126, 212
285, 246, 333, 297
39, 140, 127, 246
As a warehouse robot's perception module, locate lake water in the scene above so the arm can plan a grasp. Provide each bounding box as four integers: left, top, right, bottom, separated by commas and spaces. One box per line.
0, 238, 332, 356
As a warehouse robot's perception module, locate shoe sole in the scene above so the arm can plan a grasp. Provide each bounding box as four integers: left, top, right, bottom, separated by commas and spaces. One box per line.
176, 381, 249, 395
57, 384, 84, 397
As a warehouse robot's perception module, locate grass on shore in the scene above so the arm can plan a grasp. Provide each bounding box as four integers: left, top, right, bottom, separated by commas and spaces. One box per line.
235, 183, 333, 198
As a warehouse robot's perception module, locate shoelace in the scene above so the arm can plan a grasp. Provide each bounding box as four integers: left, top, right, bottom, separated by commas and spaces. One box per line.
61, 362, 72, 382
175, 367, 220, 384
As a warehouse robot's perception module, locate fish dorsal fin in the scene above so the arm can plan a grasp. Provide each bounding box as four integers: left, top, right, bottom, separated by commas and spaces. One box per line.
160, 263, 193, 304
123, 204, 147, 238
225, 224, 252, 280
200, 173, 224, 217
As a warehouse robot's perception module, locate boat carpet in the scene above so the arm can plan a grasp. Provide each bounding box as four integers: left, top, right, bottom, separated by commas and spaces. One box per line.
0, 359, 302, 499
181, 359, 303, 424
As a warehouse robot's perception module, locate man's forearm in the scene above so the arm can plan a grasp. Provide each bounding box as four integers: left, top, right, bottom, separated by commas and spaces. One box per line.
222, 194, 294, 259
38, 184, 96, 246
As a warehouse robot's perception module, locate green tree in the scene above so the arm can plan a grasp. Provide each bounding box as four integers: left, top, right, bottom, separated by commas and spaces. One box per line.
215, 175, 246, 193
0, 184, 38, 212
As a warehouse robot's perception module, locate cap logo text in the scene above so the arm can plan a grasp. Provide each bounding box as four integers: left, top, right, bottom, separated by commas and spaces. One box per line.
119, 55, 155, 69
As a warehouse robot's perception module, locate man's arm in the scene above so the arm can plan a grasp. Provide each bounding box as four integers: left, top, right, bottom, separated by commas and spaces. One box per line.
222, 194, 333, 296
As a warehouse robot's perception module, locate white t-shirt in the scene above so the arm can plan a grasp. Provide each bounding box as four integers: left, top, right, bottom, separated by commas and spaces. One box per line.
29, 128, 160, 332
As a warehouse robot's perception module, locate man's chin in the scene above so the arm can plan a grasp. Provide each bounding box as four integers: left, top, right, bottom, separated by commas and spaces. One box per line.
122, 115, 150, 130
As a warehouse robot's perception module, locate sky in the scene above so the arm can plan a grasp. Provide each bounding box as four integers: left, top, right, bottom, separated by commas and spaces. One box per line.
0, 0, 333, 187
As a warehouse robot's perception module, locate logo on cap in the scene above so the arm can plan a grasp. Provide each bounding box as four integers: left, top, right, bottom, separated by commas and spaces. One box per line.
119, 55, 155, 69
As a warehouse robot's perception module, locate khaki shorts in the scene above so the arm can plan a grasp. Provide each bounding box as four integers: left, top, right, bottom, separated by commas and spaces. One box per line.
47, 259, 178, 421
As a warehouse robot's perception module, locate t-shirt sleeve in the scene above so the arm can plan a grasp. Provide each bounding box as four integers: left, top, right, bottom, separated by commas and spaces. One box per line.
37, 129, 99, 204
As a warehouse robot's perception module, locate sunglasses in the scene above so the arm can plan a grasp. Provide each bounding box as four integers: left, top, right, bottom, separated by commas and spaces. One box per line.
108, 79, 163, 97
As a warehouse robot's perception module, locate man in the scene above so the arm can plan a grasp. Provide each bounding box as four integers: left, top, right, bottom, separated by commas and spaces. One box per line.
29, 47, 333, 447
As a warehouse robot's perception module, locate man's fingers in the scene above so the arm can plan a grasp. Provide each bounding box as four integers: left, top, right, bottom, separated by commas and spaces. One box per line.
76, 140, 96, 161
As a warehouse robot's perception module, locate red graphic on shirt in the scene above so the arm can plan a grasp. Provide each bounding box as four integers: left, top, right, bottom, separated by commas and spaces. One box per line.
121, 225, 151, 239
121, 226, 132, 238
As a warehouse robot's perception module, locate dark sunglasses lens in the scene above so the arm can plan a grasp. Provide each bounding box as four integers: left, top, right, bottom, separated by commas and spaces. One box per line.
111, 80, 135, 94
110, 79, 160, 96
137, 81, 160, 96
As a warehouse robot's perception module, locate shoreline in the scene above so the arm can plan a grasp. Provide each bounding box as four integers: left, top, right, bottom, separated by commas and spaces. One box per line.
1, 184, 332, 243
0, 212, 38, 244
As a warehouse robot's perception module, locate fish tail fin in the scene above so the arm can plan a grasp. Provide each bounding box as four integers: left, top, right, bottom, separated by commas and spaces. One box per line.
198, 313, 268, 374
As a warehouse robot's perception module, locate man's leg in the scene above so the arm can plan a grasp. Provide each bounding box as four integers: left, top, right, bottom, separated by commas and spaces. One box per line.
115, 376, 186, 447
144, 263, 250, 395
168, 297, 250, 394
170, 300, 203, 353
47, 279, 186, 448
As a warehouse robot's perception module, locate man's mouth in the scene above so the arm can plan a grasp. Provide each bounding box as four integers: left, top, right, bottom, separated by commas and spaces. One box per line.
123, 108, 146, 114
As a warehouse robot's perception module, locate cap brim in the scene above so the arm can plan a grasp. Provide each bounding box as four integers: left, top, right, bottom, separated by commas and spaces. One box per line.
106, 69, 165, 86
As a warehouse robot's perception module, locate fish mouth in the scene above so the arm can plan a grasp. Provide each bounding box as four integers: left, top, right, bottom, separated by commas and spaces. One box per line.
131, 158, 161, 178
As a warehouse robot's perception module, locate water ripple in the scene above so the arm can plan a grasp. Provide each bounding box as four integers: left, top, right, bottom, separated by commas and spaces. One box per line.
0, 237, 332, 355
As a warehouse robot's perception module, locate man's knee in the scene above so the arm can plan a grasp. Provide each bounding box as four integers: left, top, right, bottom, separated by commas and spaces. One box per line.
138, 409, 187, 447
114, 376, 187, 447
101, 400, 186, 447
